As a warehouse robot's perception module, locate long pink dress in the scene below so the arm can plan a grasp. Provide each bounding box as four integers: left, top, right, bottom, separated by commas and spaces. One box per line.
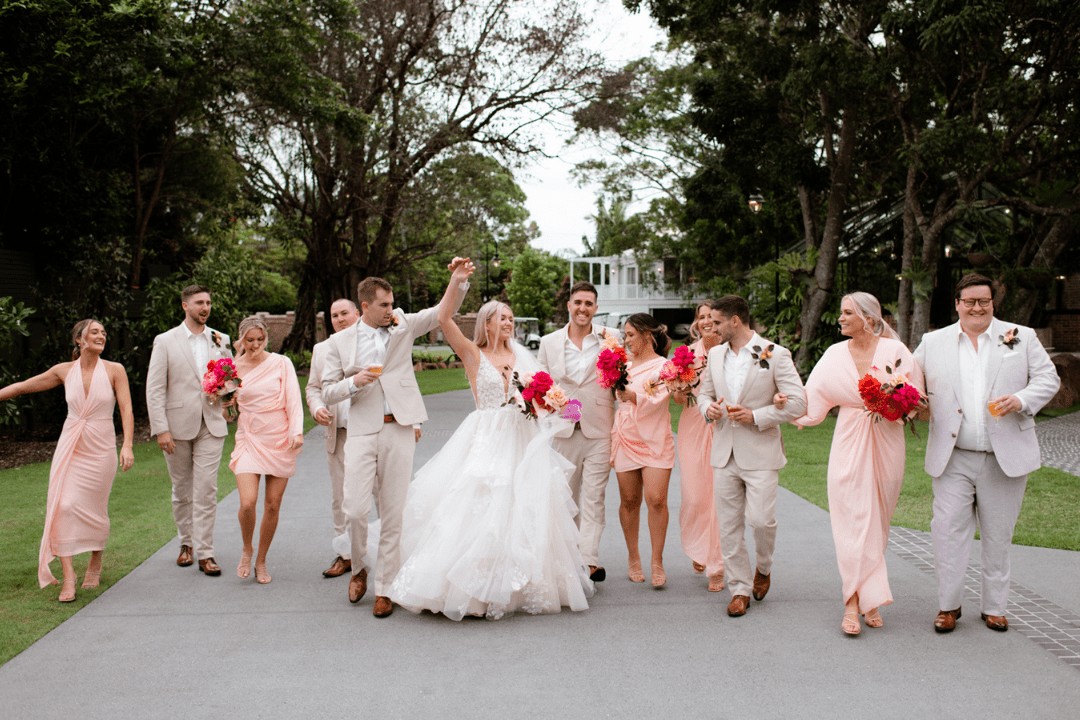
229, 353, 304, 478
39, 361, 118, 588
611, 356, 675, 472
677, 340, 723, 577
795, 337, 925, 613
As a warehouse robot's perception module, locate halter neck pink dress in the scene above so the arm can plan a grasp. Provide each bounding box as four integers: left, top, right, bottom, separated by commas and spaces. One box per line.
38, 360, 118, 588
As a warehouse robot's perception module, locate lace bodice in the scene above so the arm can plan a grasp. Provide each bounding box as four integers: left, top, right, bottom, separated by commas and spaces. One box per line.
474, 353, 512, 410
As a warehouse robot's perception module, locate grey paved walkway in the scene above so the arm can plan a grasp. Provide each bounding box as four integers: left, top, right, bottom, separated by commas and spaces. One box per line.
1037, 411, 1080, 477
2, 390, 1080, 719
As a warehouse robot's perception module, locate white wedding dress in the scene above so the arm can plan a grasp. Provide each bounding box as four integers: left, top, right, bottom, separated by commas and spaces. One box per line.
388, 344, 594, 620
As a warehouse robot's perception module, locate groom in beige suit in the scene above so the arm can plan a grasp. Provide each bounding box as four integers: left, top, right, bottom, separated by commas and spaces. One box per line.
323, 261, 468, 617
914, 273, 1059, 633
697, 295, 806, 617
538, 281, 619, 581
146, 284, 232, 576
306, 298, 361, 579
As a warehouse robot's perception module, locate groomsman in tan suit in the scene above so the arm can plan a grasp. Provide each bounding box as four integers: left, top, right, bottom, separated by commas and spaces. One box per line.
538, 281, 619, 582
914, 273, 1059, 633
306, 298, 361, 578
697, 295, 806, 617
146, 285, 233, 576
322, 260, 469, 617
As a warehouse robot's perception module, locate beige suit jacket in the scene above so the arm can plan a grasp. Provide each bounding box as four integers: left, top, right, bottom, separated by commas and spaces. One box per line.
537, 324, 620, 440
322, 285, 466, 435
306, 339, 348, 453
146, 324, 232, 441
913, 318, 1059, 478
696, 338, 806, 471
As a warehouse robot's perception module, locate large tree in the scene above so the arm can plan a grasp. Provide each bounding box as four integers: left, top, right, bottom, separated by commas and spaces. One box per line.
239, 0, 602, 350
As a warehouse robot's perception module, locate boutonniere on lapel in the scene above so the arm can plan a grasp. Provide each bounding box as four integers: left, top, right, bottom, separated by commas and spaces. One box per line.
209, 330, 222, 348
998, 327, 1020, 349
750, 344, 774, 369
385, 314, 403, 334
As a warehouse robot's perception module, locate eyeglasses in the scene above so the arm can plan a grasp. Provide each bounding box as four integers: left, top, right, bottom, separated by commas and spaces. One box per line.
959, 298, 992, 308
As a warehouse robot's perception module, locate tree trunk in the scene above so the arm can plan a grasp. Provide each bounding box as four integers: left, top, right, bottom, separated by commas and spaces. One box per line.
1003, 217, 1072, 325
280, 261, 320, 353
896, 166, 919, 346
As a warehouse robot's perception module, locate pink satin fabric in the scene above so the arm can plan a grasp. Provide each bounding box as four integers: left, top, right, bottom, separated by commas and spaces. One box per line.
611, 356, 675, 472
229, 353, 304, 478
39, 361, 117, 588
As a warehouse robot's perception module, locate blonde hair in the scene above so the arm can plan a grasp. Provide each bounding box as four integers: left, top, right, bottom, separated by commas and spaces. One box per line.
234, 316, 269, 357
71, 319, 103, 360
474, 300, 512, 351
843, 292, 899, 340
688, 300, 713, 342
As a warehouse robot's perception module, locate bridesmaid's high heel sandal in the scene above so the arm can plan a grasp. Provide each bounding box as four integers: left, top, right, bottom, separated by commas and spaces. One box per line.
58, 579, 77, 603
842, 611, 861, 636
238, 549, 253, 579
628, 560, 644, 583
651, 563, 666, 588
708, 573, 725, 593
255, 563, 271, 584
81, 571, 101, 590
864, 607, 883, 628
692, 561, 705, 575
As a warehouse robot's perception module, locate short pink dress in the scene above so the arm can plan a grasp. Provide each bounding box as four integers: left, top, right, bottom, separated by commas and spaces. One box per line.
229, 353, 304, 478
677, 340, 723, 577
39, 361, 118, 587
610, 356, 675, 472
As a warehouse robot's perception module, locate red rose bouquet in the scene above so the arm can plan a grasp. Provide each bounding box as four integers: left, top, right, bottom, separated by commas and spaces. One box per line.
643, 344, 703, 405
858, 358, 926, 437
596, 330, 629, 392
511, 371, 583, 422
202, 358, 242, 421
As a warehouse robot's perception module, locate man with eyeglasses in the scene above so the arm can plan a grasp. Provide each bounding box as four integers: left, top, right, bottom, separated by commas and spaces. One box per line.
914, 273, 1059, 633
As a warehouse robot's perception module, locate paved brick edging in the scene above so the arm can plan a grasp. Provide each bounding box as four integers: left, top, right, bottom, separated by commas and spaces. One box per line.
1035, 411, 1080, 477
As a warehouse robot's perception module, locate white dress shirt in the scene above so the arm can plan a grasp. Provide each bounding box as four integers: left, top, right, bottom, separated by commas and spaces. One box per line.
354, 319, 391, 414
954, 326, 993, 452
564, 331, 600, 386
184, 323, 210, 375
725, 332, 764, 404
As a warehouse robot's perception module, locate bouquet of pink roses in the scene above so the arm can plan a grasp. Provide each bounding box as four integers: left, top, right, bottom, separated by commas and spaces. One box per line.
595, 330, 629, 392
857, 358, 926, 437
202, 358, 242, 422
509, 370, 583, 422
643, 345, 703, 405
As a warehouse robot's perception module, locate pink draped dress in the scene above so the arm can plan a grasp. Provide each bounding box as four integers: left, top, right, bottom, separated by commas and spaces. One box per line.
229, 353, 304, 478
795, 337, 925, 613
611, 356, 675, 472
677, 340, 724, 577
39, 361, 118, 588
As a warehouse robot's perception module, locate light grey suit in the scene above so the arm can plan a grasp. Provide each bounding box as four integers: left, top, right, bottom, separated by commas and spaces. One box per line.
914, 318, 1059, 614
146, 324, 232, 561
306, 339, 350, 554
537, 324, 619, 566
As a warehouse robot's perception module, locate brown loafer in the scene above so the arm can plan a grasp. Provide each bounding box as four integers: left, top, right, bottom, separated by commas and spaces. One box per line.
752, 569, 771, 601
177, 545, 194, 567
934, 607, 962, 633
323, 556, 352, 578
373, 595, 393, 618
981, 613, 1008, 631
589, 565, 606, 582
198, 558, 221, 576
348, 568, 368, 604
727, 594, 750, 617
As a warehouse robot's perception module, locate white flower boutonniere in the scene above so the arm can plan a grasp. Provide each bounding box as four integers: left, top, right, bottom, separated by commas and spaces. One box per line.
998, 327, 1020, 349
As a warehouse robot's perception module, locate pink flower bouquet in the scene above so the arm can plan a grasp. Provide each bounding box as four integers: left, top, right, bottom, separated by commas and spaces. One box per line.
510, 370, 583, 422
595, 330, 629, 392
644, 345, 703, 405
202, 358, 242, 422
857, 358, 926, 437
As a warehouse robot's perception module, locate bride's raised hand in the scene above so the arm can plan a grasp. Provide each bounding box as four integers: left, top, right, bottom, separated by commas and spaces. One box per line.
449, 257, 475, 281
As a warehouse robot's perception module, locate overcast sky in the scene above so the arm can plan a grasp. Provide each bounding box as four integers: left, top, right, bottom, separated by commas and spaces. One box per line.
517, 1, 665, 258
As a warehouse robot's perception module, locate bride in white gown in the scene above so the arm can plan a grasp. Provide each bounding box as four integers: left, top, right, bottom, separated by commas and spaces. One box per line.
389, 260, 594, 620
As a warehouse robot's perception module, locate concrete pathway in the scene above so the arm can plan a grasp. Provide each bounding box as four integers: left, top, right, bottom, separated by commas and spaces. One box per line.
2, 389, 1079, 719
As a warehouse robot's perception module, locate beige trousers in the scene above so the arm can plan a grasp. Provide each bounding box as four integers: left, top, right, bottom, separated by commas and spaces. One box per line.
553, 429, 612, 567
164, 422, 225, 561
343, 422, 414, 595
715, 457, 778, 598
326, 427, 349, 555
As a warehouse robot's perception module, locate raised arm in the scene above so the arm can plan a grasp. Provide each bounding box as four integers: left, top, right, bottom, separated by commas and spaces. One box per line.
0, 363, 67, 402
438, 258, 482, 374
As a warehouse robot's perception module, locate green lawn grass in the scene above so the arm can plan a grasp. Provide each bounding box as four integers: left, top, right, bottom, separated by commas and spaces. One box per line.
0, 377, 316, 666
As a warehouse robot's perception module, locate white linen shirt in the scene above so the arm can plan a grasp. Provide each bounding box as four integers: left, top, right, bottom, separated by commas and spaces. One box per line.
184, 323, 210, 376
354, 319, 391, 414
954, 325, 993, 452
564, 331, 601, 387
725, 332, 765, 405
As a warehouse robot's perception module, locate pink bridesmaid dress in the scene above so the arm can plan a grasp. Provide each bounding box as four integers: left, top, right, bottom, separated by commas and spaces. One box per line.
795, 337, 925, 613
38, 361, 118, 588
611, 356, 675, 471
229, 353, 304, 478
677, 340, 724, 577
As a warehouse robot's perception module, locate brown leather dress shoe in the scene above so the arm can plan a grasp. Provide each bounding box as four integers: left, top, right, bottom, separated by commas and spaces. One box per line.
323, 556, 352, 578
589, 565, 606, 582
727, 595, 750, 617
348, 568, 368, 604
981, 613, 1008, 631
934, 607, 962, 633
198, 558, 221, 576
177, 545, 194, 567
373, 596, 393, 617
752, 569, 771, 601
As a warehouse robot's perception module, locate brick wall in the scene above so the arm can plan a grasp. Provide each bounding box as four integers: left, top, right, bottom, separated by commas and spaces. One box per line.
1050, 313, 1080, 352
253, 311, 328, 352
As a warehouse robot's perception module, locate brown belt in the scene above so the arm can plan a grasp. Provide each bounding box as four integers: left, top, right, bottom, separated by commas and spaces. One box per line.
383, 414, 395, 423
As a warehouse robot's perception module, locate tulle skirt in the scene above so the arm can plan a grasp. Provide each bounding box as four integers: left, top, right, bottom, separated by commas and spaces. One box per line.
389, 407, 594, 620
